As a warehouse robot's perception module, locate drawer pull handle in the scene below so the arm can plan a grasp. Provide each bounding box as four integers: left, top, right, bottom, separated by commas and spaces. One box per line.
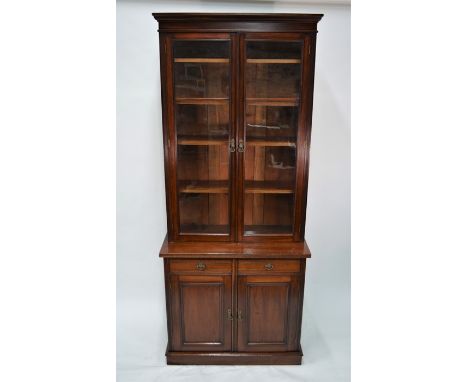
265, 263, 274, 271
196, 262, 206, 271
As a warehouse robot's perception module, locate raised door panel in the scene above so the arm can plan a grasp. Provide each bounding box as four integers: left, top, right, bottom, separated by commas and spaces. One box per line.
162, 33, 237, 242
169, 273, 232, 351
237, 274, 301, 352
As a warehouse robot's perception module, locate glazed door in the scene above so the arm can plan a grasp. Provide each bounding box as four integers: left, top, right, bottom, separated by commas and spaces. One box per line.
165, 34, 237, 241
237, 272, 302, 352
238, 34, 310, 241
168, 271, 233, 351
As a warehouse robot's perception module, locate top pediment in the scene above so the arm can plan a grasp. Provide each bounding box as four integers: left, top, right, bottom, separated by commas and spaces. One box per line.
152, 13, 323, 33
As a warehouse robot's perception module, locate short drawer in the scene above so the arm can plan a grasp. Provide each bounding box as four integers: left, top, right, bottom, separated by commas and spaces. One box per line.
238, 260, 301, 274
169, 259, 232, 274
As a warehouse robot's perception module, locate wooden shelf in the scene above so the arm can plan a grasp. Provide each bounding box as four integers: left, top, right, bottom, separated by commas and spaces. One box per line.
179, 180, 294, 194
244, 225, 293, 235
247, 137, 296, 147
245, 181, 294, 194
178, 135, 228, 146
176, 97, 229, 105
246, 98, 299, 106
175, 58, 229, 63
179, 180, 229, 194
246, 59, 301, 64
180, 224, 229, 234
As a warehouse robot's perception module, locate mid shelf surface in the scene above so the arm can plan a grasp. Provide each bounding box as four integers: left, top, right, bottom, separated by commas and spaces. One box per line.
177, 180, 295, 194
159, 235, 311, 258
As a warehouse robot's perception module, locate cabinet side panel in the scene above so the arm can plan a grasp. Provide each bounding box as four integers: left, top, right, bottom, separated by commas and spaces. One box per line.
295, 34, 317, 240
159, 33, 179, 241
163, 259, 173, 351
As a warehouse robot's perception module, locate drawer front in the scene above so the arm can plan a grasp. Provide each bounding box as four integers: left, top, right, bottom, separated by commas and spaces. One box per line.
169, 259, 232, 274
238, 260, 301, 275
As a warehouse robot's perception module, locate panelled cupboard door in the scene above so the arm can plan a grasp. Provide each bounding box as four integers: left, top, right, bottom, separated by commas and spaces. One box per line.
163, 33, 237, 242
237, 274, 302, 352
169, 273, 233, 351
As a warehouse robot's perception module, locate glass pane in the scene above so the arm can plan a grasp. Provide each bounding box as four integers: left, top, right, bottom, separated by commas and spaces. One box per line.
246, 41, 302, 100
244, 40, 302, 236
174, 63, 229, 98
174, 40, 229, 59
176, 104, 229, 139
174, 39, 231, 235
246, 41, 302, 59
246, 64, 301, 99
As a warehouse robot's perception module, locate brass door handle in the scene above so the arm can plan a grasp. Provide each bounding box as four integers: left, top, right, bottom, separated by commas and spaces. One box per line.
227, 308, 234, 320
238, 139, 245, 153
229, 138, 236, 153
196, 262, 206, 271
265, 263, 274, 271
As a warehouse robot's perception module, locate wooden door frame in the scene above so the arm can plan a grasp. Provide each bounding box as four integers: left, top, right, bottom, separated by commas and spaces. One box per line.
236, 33, 311, 242
161, 33, 237, 242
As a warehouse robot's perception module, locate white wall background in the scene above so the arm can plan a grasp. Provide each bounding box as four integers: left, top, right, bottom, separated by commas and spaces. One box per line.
117, 1, 350, 381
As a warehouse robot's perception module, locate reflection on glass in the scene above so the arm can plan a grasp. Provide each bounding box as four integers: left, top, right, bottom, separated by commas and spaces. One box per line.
246, 105, 297, 141
174, 40, 230, 59
175, 63, 229, 98
176, 104, 229, 139
246, 64, 301, 99
246, 41, 302, 60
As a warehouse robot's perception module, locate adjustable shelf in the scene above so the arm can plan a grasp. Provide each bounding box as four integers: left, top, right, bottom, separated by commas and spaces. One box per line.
179, 180, 294, 194
245, 180, 294, 194
246, 59, 301, 64
178, 180, 229, 194
177, 135, 228, 146
175, 58, 229, 63
246, 98, 299, 106
247, 137, 296, 148
176, 97, 229, 105
244, 225, 292, 235
179, 224, 229, 234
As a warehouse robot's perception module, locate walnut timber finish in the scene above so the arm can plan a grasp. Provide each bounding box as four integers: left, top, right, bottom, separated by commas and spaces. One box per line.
160, 236, 311, 259
153, 13, 322, 365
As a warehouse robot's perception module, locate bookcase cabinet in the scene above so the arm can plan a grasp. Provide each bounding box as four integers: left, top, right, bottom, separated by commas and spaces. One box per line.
153, 13, 323, 365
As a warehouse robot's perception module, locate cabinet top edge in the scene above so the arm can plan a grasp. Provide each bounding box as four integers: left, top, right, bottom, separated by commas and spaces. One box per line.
159, 237, 312, 258
152, 13, 324, 23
